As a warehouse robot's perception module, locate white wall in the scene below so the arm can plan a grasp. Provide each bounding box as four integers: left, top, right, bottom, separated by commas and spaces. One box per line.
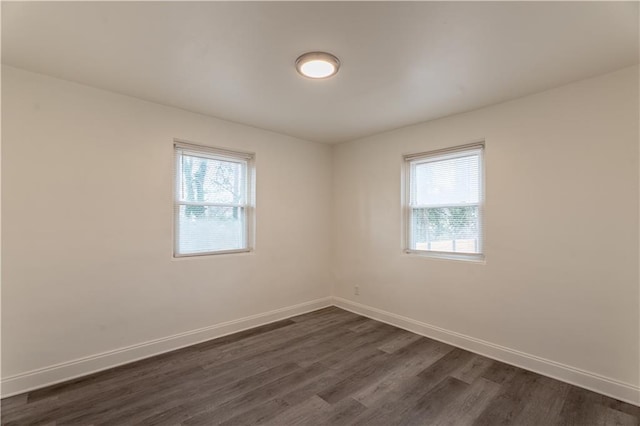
2, 64, 639, 403
1, 66, 332, 390
332, 66, 639, 402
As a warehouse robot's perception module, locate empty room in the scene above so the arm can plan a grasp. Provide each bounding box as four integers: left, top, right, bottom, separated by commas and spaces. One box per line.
1, 1, 639, 425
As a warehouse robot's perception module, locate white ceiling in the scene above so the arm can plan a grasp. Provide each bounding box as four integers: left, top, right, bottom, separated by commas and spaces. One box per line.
2, 2, 638, 144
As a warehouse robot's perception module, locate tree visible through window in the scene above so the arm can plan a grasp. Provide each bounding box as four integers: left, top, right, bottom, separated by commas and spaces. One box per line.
405, 144, 484, 258
174, 143, 254, 256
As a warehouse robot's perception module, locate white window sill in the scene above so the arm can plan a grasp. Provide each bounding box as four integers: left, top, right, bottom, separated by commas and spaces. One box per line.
173, 248, 253, 259
403, 249, 485, 264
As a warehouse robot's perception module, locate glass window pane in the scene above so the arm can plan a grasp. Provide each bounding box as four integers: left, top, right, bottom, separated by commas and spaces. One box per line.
178, 154, 245, 204
177, 205, 245, 254
414, 154, 479, 206
411, 206, 480, 253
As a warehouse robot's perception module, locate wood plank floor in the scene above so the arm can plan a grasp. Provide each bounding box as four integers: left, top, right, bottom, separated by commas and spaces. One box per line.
2, 307, 639, 425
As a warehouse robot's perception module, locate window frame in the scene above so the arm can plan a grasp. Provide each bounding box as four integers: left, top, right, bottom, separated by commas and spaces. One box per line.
173, 140, 255, 258
403, 142, 485, 262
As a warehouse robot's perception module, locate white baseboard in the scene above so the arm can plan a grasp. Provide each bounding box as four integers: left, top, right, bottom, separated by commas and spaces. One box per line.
4, 296, 638, 407
1, 297, 332, 398
333, 297, 640, 406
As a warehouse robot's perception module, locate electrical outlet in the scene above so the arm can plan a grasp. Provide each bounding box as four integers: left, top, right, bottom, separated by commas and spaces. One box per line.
354, 285, 360, 295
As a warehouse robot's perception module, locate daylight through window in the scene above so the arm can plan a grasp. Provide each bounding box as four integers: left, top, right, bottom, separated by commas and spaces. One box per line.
405, 143, 484, 260
174, 142, 254, 257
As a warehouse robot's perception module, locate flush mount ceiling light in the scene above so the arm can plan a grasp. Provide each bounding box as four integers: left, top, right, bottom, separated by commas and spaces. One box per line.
295, 52, 340, 79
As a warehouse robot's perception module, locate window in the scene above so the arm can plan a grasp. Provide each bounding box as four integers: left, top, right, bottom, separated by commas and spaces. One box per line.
404, 143, 484, 260
174, 141, 254, 257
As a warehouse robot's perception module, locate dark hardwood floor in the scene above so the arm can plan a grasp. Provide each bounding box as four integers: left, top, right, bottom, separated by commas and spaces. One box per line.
2, 307, 638, 425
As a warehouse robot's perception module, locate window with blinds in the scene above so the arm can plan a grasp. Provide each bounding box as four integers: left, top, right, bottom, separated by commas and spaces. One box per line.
404, 143, 484, 260
174, 142, 254, 257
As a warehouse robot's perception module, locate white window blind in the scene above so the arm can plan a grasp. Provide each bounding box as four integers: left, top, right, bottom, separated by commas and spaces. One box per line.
174, 142, 254, 257
405, 143, 484, 260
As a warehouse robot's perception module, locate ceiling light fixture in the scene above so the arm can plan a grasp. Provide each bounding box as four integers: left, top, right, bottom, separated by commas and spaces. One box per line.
295, 52, 340, 79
